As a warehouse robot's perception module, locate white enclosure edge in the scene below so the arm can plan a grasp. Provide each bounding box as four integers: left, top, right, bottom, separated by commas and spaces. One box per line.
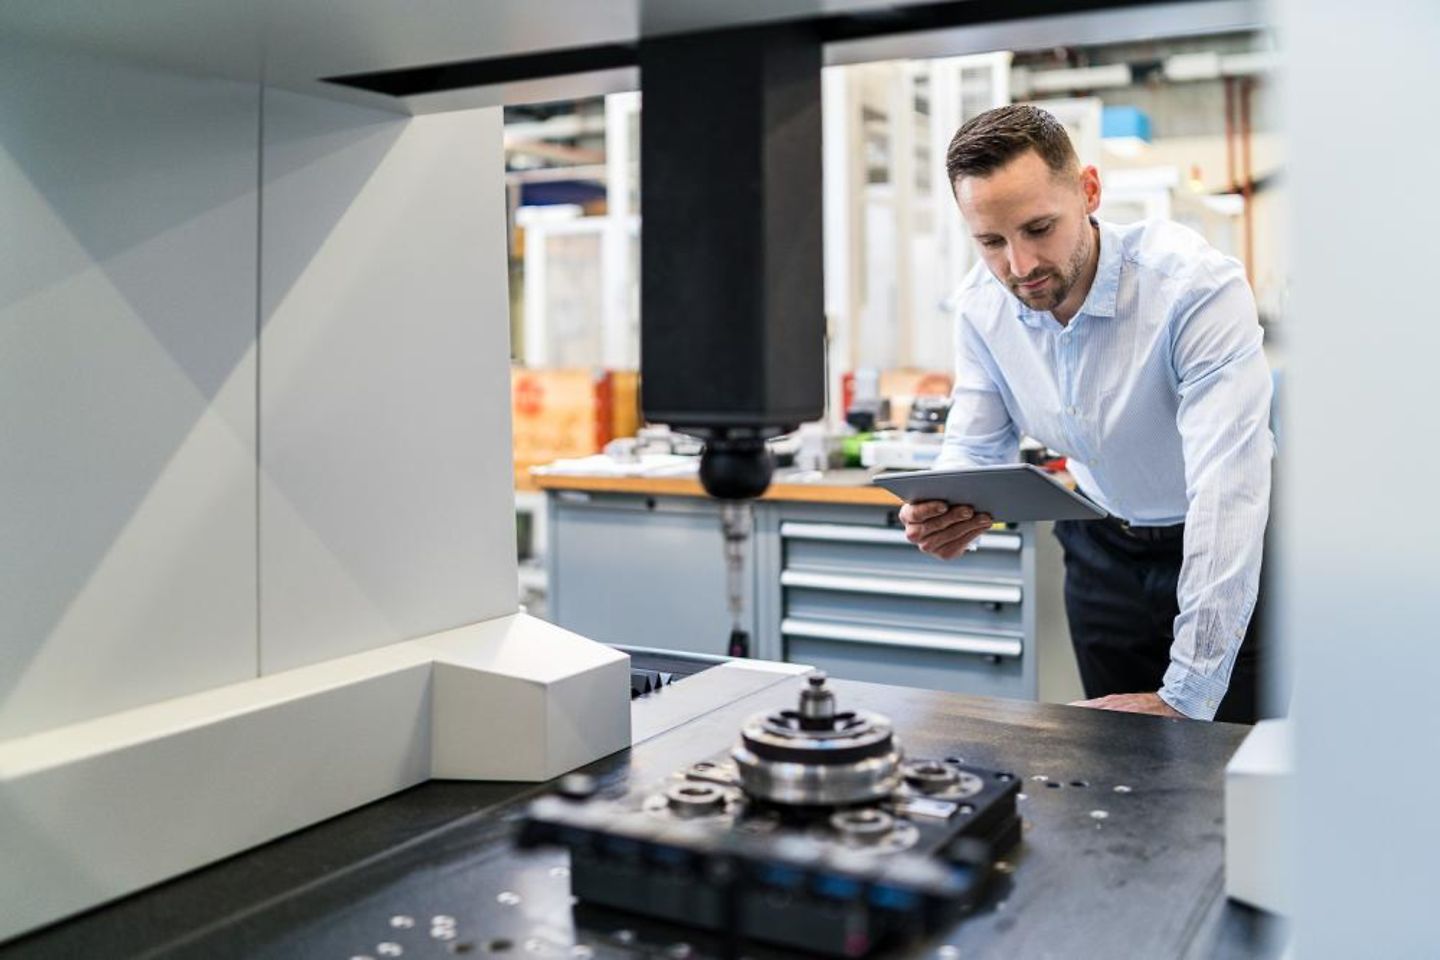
0, 613, 630, 942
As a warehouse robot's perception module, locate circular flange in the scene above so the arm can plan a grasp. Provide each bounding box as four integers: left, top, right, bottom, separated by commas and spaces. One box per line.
902, 759, 958, 792
664, 782, 729, 818
642, 781, 742, 821
829, 808, 894, 844
825, 808, 920, 853
899, 759, 985, 800
731, 684, 903, 806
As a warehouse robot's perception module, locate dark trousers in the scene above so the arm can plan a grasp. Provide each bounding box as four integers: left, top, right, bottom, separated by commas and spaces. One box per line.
1053, 517, 1269, 724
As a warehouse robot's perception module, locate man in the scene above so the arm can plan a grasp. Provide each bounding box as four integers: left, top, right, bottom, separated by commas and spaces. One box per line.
900, 104, 1274, 723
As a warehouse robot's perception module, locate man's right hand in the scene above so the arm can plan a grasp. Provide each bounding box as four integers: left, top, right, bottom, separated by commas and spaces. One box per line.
899, 500, 993, 560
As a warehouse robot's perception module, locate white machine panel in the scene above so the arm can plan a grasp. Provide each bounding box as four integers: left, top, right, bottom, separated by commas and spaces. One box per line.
0, 41, 260, 739
1, 43, 629, 947
1225, 718, 1293, 915
258, 92, 518, 673
0, 614, 629, 942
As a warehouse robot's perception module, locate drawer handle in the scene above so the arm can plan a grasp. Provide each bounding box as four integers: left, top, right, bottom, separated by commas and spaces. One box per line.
781, 618, 1022, 658
779, 570, 1021, 604
780, 522, 1021, 553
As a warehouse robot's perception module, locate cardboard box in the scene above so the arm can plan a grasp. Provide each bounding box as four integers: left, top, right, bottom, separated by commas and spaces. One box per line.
511, 368, 640, 490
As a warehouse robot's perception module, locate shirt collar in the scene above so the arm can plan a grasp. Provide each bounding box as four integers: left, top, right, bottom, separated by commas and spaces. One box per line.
1011, 217, 1120, 328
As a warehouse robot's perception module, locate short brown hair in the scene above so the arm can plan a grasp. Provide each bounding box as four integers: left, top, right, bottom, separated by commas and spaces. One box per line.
945, 104, 1078, 186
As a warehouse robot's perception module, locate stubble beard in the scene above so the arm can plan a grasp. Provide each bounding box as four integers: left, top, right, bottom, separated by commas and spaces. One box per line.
1013, 228, 1093, 312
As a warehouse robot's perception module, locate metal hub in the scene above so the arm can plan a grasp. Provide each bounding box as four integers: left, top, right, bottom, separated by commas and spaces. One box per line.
829, 808, 894, 845
731, 674, 903, 806
665, 782, 730, 818
902, 760, 958, 791
900, 759, 985, 800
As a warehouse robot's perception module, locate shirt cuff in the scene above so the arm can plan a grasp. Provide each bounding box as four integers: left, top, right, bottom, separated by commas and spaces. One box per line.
1159, 662, 1232, 721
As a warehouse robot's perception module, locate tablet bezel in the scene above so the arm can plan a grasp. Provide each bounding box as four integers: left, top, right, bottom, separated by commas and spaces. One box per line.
871, 463, 1108, 523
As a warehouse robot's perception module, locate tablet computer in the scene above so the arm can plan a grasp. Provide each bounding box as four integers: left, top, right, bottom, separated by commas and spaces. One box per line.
871, 463, 1107, 522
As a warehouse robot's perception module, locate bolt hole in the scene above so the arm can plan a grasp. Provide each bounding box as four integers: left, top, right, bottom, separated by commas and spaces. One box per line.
1070, 780, 1088, 788
450, 944, 476, 955
1046, 781, 1061, 789
487, 940, 513, 953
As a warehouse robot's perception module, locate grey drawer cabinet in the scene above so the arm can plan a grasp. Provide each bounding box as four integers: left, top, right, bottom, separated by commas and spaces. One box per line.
544, 487, 1082, 702
753, 502, 1080, 701
546, 489, 755, 658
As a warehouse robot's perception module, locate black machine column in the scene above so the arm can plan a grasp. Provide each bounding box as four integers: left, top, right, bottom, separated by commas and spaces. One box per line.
639, 23, 826, 499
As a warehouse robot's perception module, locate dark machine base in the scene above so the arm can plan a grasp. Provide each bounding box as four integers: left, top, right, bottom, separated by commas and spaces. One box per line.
521, 756, 1020, 958
1, 677, 1285, 960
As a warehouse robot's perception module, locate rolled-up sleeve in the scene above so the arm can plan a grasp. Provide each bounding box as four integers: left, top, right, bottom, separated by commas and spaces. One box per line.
936, 311, 1020, 469
1160, 264, 1275, 720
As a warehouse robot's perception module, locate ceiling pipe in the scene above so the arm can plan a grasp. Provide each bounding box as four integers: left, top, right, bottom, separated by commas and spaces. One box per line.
1016, 47, 1276, 97
1240, 76, 1255, 288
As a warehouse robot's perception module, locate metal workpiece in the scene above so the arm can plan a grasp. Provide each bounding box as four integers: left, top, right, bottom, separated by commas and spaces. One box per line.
642, 781, 745, 823
799, 671, 837, 722
828, 808, 922, 853
732, 673, 904, 806
730, 749, 904, 808
900, 760, 986, 801
519, 674, 1021, 958
663, 782, 730, 818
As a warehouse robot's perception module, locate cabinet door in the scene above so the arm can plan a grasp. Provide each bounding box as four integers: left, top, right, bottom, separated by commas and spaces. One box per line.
550, 494, 752, 656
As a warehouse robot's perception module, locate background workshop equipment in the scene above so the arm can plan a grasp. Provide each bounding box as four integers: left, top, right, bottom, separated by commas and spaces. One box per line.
0, 1, 1436, 958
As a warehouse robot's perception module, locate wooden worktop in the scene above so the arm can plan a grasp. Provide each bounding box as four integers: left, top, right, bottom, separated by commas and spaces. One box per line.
531, 468, 904, 507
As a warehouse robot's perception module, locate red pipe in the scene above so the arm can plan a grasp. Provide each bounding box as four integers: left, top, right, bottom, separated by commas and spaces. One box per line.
1224, 77, 1238, 194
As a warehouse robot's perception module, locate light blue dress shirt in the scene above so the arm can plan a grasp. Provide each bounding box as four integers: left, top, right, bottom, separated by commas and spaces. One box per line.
936, 217, 1274, 720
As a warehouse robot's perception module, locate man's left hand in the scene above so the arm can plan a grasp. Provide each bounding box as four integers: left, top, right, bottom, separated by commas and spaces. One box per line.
1069, 692, 1185, 718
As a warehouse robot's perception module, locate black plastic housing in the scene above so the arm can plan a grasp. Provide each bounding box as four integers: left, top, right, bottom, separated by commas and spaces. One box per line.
638, 23, 827, 497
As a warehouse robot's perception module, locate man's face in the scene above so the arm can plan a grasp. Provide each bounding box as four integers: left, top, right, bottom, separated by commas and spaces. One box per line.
953, 149, 1101, 314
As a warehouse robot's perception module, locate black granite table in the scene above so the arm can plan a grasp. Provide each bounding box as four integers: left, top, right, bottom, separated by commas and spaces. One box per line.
2, 677, 1286, 959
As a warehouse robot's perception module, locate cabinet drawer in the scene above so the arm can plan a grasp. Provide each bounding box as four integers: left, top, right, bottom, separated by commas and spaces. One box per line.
779, 570, 1020, 605
784, 584, 1023, 635
781, 522, 1023, 581
782, 618, 1021, 658
781, 521, 1021, 552
783, 633, 1026, 698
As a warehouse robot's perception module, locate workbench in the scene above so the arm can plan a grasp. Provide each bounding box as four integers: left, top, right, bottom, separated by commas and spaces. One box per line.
2, 671, 1284, 958
536, 469, 1081, 703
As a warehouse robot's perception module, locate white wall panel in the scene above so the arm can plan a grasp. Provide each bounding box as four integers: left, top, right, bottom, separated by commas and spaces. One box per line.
259, 92, 517, 673
0, 43, 260, 738
1283, 0, 1440, 954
